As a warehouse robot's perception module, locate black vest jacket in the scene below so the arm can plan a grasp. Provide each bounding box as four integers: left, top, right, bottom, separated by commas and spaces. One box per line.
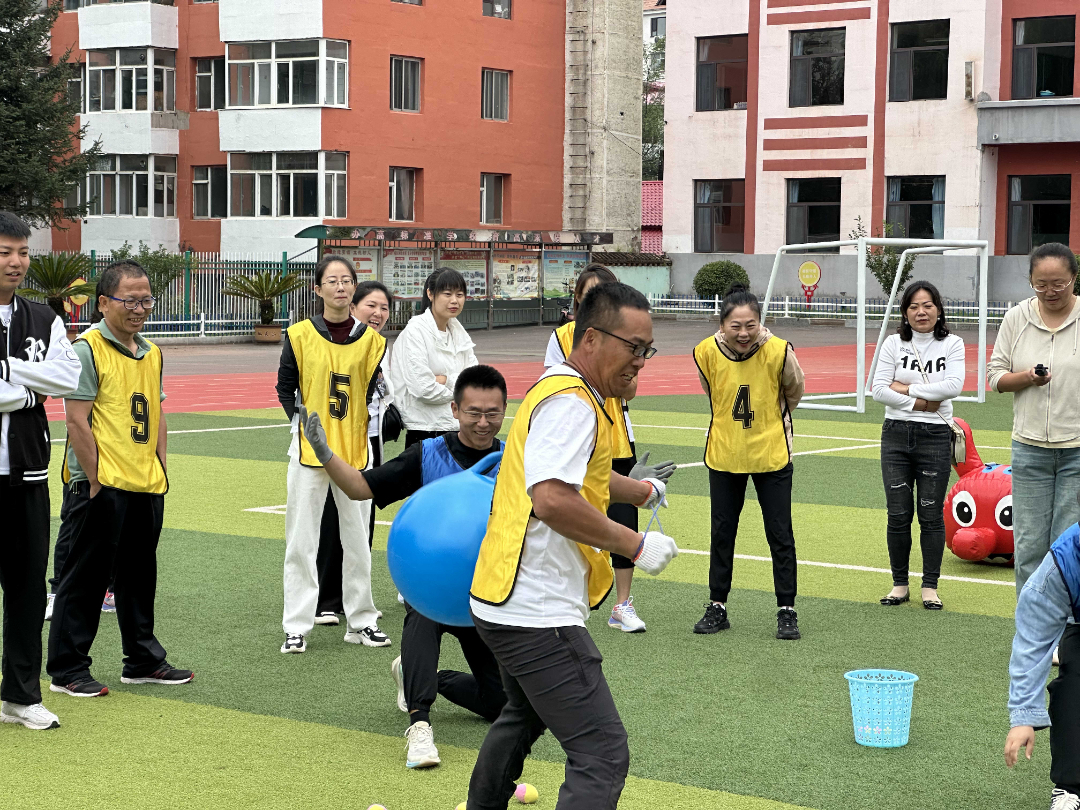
0, 296, 57, 485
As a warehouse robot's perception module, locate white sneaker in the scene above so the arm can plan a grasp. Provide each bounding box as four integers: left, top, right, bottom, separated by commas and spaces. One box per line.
1, 701, 60, 731
1051, 789, 1080, 810
314, 612, 340, 626
608, 596, 646, 633
280, 633, 306, 654
45, 593, 55, 622
404, 721, 440, 768
345, 626, 391, 647
391, 656, 407, 713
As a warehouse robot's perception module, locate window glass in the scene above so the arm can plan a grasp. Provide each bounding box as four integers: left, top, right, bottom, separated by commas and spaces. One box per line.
696, 35, 748, 111
791, 29, 845, 107
276, 40, 319, 59
786, 178, 841, 251
693, 179, 745, 253
1013, 17, 1075, 98
891, 20, 949, 101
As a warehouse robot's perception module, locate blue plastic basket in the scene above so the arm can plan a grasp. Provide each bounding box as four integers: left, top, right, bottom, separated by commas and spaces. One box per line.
844, 669, 919, 748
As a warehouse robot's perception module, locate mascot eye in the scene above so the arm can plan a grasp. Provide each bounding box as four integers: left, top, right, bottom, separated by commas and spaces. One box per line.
996, 495, 1013, 530
952, 491, 976, 527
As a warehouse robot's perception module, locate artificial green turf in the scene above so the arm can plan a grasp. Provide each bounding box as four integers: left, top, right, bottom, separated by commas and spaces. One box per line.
13, 392, 1044, 810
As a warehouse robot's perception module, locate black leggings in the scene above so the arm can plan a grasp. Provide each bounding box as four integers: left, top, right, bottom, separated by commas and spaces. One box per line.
1050, 623, 1080, 793
708, 465, 797, 606
609, 456, 639, 570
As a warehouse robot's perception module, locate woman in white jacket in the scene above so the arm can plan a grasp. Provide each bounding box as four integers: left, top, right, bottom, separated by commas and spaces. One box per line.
872, 281, 965, 610
988, 242, 1080, 594
390, 268, 478, 446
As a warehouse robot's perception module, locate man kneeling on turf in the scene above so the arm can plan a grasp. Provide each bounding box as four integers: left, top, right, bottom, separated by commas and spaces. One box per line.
301, 364, 509, 769
1005, 491, 1080, 810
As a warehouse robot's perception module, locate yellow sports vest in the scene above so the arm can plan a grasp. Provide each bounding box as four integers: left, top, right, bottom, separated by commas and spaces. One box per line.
470, 373, 615, 609
694, 335, 791, 474
63, 329, 167, 494
552, 322, 633, 459
289, 319, 385, 469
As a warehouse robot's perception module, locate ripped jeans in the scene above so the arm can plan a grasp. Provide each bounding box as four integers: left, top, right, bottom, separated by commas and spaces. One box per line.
880, 419, 954, 589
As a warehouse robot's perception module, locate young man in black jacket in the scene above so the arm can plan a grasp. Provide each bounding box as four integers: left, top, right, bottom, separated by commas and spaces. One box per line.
0, 212, 82, 730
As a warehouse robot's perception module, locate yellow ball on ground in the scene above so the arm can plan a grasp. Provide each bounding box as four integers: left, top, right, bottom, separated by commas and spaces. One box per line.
515, 783, 539, 804
366, 806, 387, 810
456, 803, 467, 810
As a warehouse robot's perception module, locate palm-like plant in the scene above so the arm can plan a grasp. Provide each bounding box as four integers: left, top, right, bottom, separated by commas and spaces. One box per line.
18, 253, 97, 323
223, 271, 308, 326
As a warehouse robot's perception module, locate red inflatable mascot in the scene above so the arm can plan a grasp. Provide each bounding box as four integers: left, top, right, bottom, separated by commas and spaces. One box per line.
943, 418, 1014, 562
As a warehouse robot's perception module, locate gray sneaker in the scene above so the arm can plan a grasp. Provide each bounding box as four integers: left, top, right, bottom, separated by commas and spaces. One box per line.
1, 701, 60, 730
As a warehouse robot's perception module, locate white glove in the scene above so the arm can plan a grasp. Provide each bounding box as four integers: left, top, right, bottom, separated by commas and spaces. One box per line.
635, 477, 667, 510
632, 531, 678, 575
298, 405, 333, 465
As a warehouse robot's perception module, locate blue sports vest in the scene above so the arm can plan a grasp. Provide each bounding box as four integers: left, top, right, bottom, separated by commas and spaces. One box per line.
1051, 523, 1080, 621
420, 436, 504, 487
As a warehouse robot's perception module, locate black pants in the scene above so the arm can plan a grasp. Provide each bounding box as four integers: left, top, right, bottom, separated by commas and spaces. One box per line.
609, 456, 638, 571
47, 484, 168, 683
317, 442, 381, 615
467, 616, 629, 810
708, 464, 797, 606
880, 419, 953, 589
49, 484, 116, 596
1051, 624, 1080, 792
402, 603, 506, 724
0, 477, 50, 705
405, 429, 443, 448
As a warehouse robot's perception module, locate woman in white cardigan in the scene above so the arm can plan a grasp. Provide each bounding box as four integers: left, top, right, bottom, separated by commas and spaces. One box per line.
390, 268, 478, 447
872, 281, 965, 611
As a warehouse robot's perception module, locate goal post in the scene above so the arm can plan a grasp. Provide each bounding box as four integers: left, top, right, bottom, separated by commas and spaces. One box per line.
760, 237, 990, 413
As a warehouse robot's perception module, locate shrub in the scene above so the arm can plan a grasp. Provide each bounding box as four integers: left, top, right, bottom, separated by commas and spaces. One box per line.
693, 260, 749, 299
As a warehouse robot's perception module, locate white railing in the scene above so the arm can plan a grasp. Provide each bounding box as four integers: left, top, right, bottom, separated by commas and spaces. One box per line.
648, 294, 1013, 325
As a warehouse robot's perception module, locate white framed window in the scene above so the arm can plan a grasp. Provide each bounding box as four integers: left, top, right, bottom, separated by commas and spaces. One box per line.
480, 173, 504, 224
153, 49, 176, 112
390, 57, 421, 112
481, 68, 509, 120
87, 48, 174, 113
325, 40, 348, 106
67, 64, 84, 114
325, 152, 347, 219
228, 152, 347, 218
196, 57, 226, 110
226, 40, 348, 108
389, 167, 416, 221
193, 166, 228, 219
87, 155, 177, 218
483, 0, 510, 19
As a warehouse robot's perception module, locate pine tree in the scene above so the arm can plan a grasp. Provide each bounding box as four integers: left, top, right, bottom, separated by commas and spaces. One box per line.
0, 0, 100, 228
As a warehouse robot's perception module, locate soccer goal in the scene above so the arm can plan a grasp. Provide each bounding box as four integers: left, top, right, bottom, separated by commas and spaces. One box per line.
760, 237, 990, 413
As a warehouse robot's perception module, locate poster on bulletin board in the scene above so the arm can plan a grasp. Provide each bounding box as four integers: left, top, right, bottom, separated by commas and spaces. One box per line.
438, 250, 488, 298
542, 251, 589, 298
491, 250, 540, 299
382, 249, 434, 299
330, 247, 379, 283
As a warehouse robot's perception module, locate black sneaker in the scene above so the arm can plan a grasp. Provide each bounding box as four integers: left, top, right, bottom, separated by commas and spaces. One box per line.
120, 662, 194, 685
693, 603, 730, 634
776, 608, 801, 640
49, 676, 109, 698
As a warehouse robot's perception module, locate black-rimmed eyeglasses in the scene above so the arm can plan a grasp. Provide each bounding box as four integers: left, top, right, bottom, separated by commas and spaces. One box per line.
591, 327, 657, 359
106, 295, 157, 311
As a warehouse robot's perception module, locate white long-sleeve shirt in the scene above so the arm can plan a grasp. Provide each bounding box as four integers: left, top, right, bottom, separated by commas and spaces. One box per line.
388, 309, 478, 432
871, 331, 965, 424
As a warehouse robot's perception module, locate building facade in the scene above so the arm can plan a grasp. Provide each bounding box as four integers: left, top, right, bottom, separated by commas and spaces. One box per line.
664, 0, 1080, 299
49, 0, 641, 257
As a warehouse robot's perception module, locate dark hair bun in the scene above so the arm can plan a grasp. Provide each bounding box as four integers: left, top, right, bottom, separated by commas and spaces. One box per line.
725, 282, 749, 296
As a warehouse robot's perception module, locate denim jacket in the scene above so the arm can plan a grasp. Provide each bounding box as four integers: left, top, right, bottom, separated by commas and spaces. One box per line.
1008, 551, 1072, 728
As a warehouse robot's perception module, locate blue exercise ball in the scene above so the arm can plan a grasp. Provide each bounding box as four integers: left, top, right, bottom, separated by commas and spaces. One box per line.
387, 452, 502, 626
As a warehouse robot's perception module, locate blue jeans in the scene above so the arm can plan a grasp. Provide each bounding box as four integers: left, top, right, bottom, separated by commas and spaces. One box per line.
880, 419, 953, 589
1011, 440, 1080, 594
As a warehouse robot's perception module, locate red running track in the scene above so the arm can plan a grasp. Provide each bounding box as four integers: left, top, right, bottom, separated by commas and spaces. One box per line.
42, 345, 994, 418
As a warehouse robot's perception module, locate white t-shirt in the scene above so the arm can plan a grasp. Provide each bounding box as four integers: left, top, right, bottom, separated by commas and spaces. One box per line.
470, 364, 601, 628
871, 332, 965, 423
368, 373, 386, 438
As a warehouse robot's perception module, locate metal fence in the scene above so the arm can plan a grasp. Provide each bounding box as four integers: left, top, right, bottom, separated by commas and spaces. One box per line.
648, 293, 1014, 325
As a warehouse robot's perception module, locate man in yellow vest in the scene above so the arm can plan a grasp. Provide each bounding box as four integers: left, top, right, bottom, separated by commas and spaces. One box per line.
275, 255, 387, 654
48, 261, 192, 698
464, 283, 679, 810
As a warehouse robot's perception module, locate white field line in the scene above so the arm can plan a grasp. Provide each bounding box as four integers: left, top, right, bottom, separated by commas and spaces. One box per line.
243, 507, 1011, 588
677, 548, 1013, 587
50, 422, 290, 444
